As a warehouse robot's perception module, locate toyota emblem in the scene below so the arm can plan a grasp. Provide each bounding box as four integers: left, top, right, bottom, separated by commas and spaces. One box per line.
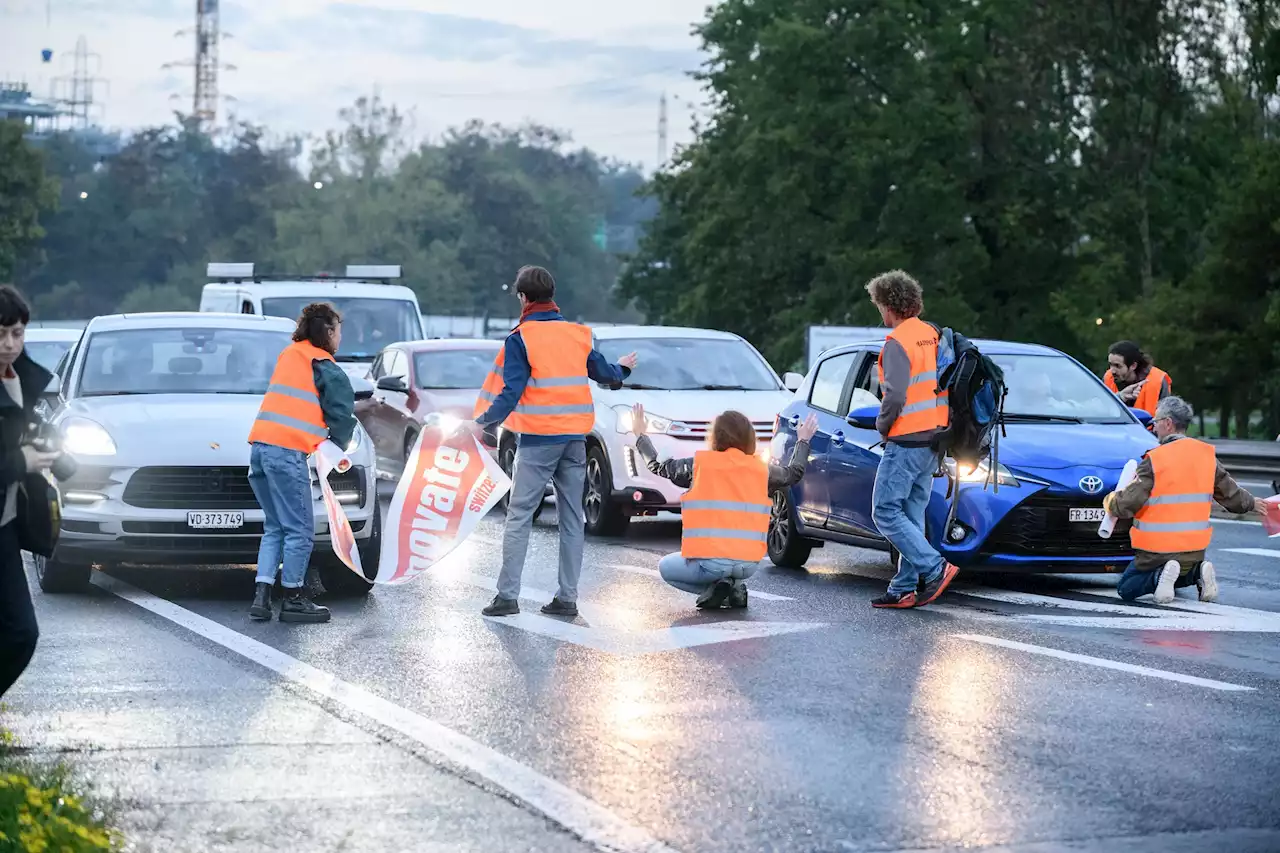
1079, 475, 1104, 494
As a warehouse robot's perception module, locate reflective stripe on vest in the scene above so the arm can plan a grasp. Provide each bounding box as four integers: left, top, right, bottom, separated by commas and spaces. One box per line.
877, 316, 948, 437
1104, 367, 1170, 417
473, 320, 594, 435
1130, 437, 1214, 553
248, 340, 333, 453
680, 449, 770, 562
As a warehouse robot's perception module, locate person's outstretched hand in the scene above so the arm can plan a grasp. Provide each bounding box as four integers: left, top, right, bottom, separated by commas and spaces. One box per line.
797, 413, 819, 443
618, 352, 638, 370
630, 403, 647, 436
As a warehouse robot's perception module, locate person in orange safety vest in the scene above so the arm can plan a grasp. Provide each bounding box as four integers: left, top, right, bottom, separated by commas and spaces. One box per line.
468, 266, 637, 619
246, 302, 357, 625
630, 404, 819, 609
1104, 340, 1171, 418
1103, 396, 1266, 603
865, 271, 961, 609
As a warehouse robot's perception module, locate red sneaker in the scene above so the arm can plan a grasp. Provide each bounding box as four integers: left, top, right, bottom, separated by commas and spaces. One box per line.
916, 563, 960, 606
871, 590, 918, 608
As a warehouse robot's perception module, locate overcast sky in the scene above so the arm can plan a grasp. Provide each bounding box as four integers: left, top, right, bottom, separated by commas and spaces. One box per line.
2, 0, 711, 169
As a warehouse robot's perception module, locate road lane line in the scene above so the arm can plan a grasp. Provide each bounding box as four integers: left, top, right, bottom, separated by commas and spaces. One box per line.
954, 633, 1254, 692
1212, 517, 1260, 526
611, 564, 795, 601
95, 574, 683, 853
956, 588, 1151, 615
1224, 547, 1280, 558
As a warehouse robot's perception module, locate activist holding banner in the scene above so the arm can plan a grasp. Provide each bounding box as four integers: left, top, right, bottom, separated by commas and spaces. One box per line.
246, 302, 357, 624
469, 265, 636, 618
1103, 396, 1266, 604
631, 403, 818, 609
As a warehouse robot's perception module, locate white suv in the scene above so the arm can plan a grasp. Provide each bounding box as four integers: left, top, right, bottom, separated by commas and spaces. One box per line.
576, 325, 800, 536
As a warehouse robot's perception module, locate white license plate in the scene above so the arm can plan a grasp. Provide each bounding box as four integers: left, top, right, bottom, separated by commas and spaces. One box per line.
1069, 507, 1107, 523
186, 511, 244, 530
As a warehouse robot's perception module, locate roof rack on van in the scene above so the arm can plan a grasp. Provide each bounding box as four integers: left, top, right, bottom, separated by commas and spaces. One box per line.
205, 262, 402, 284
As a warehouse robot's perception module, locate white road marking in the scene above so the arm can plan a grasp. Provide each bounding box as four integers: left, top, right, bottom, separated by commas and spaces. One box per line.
611, 563, 795, 601
956, 588, 1147, 615
433, 568, 825, 654
954, 633, 1255, 692
1212, 516, 1260, 526
94, 574, 683, 853
1224, 547, 1280, 558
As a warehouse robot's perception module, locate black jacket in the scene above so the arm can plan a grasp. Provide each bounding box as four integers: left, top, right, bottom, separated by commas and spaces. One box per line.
0, 353, 54, 521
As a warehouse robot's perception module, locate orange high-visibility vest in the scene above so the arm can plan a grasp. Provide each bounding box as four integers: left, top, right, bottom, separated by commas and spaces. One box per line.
1130, 437, 1215, 553
473, 320, 594, 435
681, 448, 770, 562
877, 316, 948, 438
248, 340, 333, 453
1105, 366, 1170, 417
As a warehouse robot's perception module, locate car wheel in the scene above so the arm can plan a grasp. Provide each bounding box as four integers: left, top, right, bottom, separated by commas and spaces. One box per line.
583, 443, 630, 537
768, 490, 814, 568
34, 553, 92, 594
316, 501, 379, 596
499, 437, 544, 522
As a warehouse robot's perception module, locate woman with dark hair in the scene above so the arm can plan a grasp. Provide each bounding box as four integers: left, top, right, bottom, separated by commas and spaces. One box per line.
631, 404, 818, 609
0, 285, 59, 700
246, 302, 357, 624
1105, 340, 1171, 417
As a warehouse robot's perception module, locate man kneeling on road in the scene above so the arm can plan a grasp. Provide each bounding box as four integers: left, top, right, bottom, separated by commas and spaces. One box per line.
1104, 396, 1266, 603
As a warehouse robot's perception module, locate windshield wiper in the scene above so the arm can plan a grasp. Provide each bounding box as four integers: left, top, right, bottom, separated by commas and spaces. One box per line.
698, 384, 753, 391
80, 391, 154, 397
621, 382, 667, 390
1004, 413, 1084, 424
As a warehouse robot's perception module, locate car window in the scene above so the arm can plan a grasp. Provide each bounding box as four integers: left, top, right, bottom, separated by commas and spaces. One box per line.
25, 340, 74, 372
77, 327, 291, 397
385, 350, 408, 381
594, 337, 780, 391
260, 296, 422, 361
849, 353, 882, 411
994, 352, 1131, 422
809, 352, 858, 414
369, 352, 386, 380
413, 349, 497, 389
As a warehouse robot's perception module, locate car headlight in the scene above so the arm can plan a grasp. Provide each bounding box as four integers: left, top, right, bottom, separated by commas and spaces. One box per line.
613, 404, 672, 435
944, 458, 1019, 487
61, 418, 117, 456
432, 413, 463, 437
345, 427, 363, 454
756, 446, 771, 464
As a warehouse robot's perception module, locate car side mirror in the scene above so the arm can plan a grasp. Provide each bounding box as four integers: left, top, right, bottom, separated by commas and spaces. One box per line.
376, 376, 407, 393
1129, 407, 1152, 426
846, 405, 879, 430
354, 388, 374, 401
783, 372, 804, 392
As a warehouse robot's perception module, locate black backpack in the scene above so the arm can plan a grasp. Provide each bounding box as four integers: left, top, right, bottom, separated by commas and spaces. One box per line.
929, 326, 1008, 493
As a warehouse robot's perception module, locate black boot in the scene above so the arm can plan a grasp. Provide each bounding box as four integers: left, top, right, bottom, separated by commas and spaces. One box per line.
248, 582, 273, 621
279, 588, 330, 623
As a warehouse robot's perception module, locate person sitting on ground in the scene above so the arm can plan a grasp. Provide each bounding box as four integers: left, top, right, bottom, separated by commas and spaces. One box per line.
1103, 396, 1266, 603
630, 403, 819, 609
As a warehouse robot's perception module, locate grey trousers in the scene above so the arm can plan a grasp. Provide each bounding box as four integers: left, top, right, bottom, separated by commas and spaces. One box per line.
498, 440, 587, 603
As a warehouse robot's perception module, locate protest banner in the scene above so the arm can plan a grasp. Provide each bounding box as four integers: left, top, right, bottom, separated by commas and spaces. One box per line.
376, 422, 511, 585
315, 440, 362, 574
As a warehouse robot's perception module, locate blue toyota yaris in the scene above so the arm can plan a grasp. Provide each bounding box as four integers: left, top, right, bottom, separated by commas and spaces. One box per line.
767, 339, 1159, 572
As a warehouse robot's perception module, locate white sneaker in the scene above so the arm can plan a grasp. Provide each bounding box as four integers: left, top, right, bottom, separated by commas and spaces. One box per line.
1197, 561, 1219, 602
1153, 560, 1180, 604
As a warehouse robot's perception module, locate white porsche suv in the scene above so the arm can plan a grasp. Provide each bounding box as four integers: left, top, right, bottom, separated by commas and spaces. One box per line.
576, 325, 800, 536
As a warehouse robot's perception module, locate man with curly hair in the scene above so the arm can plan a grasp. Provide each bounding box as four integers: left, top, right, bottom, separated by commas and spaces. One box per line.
864, 271, 960, 608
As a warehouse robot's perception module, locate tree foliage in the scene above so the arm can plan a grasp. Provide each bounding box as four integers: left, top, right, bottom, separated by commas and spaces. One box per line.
0, 121, 58, 282
624, 0, 1280, 435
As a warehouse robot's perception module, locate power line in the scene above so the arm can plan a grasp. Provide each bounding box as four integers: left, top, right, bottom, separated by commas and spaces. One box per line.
412, 66, 691, 100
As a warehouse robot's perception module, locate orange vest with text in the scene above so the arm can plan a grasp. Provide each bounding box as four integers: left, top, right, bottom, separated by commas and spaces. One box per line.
877, 316, 948, 438
680, 449, 771, 562
248, 340, 333, 453
1130, 437, 1215, 554
1105, 366, 1170, 417
473, 320, 595, 435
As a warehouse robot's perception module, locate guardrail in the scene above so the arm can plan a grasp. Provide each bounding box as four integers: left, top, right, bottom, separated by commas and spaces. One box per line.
1210, 439, 1280, 481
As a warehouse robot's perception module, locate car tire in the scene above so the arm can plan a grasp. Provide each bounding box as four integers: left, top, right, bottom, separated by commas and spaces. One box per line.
499, 436, 544, 522
34, 553, 92, 594
315, 500, 379, 596
583, 442, 630, 537
767, 490, 813, 569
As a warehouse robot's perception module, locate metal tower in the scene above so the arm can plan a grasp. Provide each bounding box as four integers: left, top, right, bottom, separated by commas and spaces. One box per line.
51, 36, 108, 129
657, 92, 668, 170
163, 0, 234, 129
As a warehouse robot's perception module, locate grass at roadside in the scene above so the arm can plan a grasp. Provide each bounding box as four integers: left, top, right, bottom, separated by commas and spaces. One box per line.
0, 727, 122, 852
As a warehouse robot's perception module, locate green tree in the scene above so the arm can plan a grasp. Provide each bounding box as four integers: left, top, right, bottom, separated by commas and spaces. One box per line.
0, 121, 57, 281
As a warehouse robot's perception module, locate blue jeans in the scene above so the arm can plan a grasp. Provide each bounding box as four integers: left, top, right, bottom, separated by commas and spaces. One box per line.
499, 440, 587, 603
247, 442, 315, 588
1117, 560, 1202, 601
658, 553, 756, 595
873, 442, 944, 596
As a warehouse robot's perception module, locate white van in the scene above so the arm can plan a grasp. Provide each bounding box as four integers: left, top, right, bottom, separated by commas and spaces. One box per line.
200, 263, 425, 380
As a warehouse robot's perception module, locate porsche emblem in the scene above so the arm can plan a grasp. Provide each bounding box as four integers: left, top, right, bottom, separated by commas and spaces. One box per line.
210, 442, 220, 450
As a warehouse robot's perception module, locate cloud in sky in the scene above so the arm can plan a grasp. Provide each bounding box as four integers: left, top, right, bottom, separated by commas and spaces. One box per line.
0, 0, 712, 168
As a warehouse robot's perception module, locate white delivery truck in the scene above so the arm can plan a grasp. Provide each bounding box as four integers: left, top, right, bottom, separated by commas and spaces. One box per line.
200, 263, 425, 380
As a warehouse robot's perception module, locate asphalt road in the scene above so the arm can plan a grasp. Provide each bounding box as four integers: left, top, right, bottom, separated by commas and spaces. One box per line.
6, 494, 1280, 853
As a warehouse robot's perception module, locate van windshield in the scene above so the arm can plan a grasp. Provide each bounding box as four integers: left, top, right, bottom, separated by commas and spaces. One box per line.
261, 297, 423, 361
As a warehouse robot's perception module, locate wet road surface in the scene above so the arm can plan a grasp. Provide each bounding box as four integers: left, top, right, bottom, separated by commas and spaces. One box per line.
7, 497, 1280, 853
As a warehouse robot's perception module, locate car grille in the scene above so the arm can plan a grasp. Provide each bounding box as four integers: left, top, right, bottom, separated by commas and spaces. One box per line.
122, 467, 366, 510
983, 495, 1135, 558
669, 420, 774, 442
